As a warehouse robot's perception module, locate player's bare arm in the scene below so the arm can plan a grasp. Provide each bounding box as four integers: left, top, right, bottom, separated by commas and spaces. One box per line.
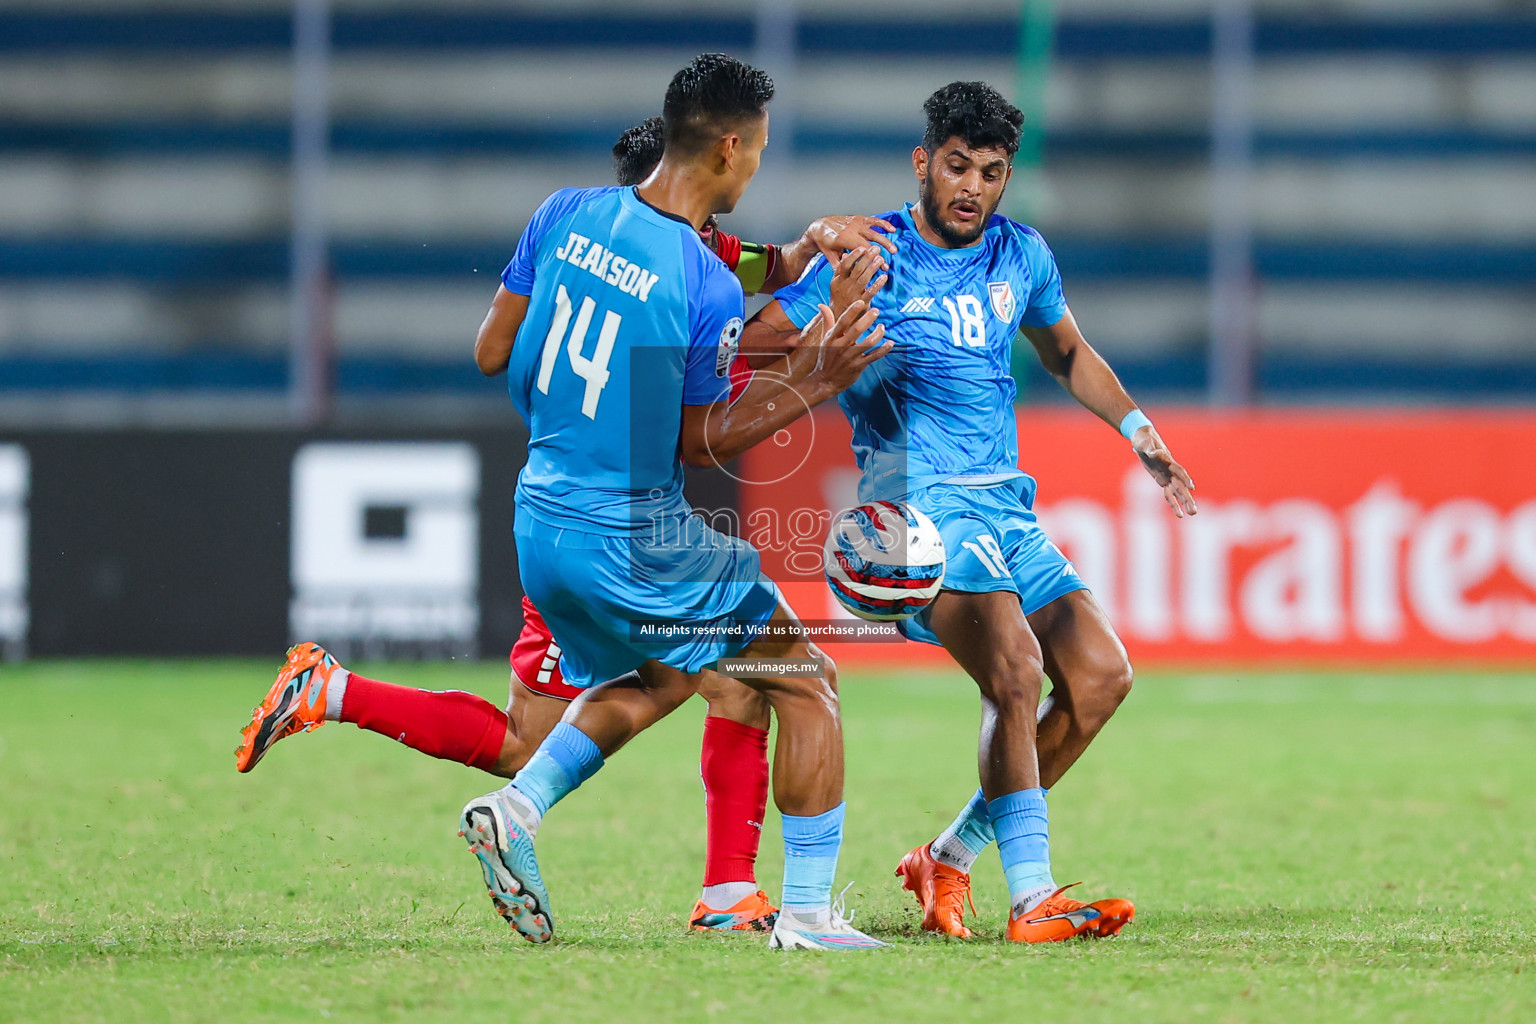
739, 246, 887, 368
681, 300, 889, 467
1022, 311, 1197, 517
764, 215, 898, 292
740, 299, 799, 362
473, 286, 530, 376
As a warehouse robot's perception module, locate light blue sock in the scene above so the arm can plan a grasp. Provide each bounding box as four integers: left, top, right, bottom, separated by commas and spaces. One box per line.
931, 787, 1049, 870
782, 802, 845, 912
508, 722, 604, 818
930, 789, 994, 870
988, 788, 1055, 910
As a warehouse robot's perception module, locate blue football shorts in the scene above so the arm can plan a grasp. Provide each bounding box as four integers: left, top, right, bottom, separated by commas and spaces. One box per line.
898, 477, 1089, 647
513, 508, 781, 690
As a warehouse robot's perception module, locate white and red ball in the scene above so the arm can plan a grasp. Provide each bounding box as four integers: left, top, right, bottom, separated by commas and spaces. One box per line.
823, 501, 946, 621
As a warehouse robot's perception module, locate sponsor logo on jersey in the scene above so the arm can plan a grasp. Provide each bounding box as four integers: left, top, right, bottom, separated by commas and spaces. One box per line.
900, 296, 936, 314
716, 317, 744, 377
988, 281, 1016, 321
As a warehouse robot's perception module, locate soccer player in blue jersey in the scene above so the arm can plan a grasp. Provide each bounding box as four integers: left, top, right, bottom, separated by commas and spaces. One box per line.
743, 82, 1198, 943
456, 54, 893, 950
233, 119, 898, 939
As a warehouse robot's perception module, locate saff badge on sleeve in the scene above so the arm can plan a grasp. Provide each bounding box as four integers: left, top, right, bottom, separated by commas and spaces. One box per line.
715, 317, 744, 376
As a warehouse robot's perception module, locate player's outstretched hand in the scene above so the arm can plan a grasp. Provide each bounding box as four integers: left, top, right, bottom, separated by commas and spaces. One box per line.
808, 215, 898, 262
805, 299, 890, 395
829, 246, 889, 319
1131, 426, 1198, 518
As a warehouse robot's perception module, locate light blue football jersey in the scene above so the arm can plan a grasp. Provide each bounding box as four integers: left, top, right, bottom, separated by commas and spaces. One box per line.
775, 202, 1067, 502
501, 186, 745, 535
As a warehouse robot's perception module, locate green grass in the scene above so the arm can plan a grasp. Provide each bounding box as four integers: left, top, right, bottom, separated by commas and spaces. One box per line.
2, 662, 1533, 1023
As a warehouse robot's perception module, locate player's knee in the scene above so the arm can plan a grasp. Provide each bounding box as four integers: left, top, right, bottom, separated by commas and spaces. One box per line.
704, 677, 772, 729
815, 645, 839, 696
494, 732, 530, 778
978, 653, 1047, 712
771, 655, 840, 714
1110, 660, 1134, 704
1079, 658, 1134, 729
1098, 656, 1134, 705
739, 685, 773, 725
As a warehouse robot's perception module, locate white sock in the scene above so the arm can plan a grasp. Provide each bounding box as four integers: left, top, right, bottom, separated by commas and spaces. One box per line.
323, 668, 350, 722
930, 834, 981, 873
780, 904, 832, 927
501, 785, 543, 838
1011, 882, 1058, 918
702, 881, 759, 908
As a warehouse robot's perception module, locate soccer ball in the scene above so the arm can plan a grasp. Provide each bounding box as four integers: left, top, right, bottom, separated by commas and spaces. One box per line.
823, 501, 946, 621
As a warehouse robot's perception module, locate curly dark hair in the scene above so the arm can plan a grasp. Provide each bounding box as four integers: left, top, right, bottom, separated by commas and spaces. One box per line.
922, 81, 1025, 156
662, 53, 774, 156
612, 116, 666, 187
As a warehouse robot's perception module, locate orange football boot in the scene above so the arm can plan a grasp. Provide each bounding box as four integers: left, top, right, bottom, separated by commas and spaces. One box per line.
895, 843, 975, 938
1083, 895, 1136, 937
1006, 883, 1135, 943
688, 890, 779, 932
235, 642, 346, 772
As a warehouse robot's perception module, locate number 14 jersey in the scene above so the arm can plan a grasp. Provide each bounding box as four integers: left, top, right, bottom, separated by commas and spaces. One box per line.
501, 186, 744, 535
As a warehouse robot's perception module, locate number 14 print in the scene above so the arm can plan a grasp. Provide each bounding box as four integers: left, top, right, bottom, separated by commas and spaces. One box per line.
537, 284, 618, 419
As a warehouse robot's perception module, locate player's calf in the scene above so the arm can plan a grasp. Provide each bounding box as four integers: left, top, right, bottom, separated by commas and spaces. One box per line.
696, 711, 774, 929
487, 676, 576, 777
733, 626, 880, 949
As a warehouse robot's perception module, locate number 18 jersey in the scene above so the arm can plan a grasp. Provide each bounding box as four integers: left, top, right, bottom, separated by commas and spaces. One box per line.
501, 186, 745, 535
775, 203, 1067, 503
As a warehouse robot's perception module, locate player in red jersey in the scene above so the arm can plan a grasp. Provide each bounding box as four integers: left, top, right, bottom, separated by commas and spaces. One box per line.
235, 119, 893, 934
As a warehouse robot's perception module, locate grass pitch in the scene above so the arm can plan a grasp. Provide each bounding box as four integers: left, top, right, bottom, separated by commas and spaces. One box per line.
2, 661, 1533, 1023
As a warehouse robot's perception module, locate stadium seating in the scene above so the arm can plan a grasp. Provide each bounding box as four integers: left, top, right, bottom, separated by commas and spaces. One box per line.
2, 0, 1534, 414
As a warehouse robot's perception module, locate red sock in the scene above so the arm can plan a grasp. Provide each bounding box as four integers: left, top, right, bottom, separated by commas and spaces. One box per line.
339, 673, 508, 774
700, 715, 770, 887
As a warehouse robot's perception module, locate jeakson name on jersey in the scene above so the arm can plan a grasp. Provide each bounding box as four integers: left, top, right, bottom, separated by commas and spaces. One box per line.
552, 232, 661, 302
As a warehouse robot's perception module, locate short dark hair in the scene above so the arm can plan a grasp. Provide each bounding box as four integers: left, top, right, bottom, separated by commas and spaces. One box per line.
613, 116, 666, 187
662, 53, 774, 156
922, 81, 1024, 157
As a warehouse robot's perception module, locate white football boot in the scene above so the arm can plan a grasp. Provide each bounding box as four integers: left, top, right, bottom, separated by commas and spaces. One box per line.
769, 884, 886, 950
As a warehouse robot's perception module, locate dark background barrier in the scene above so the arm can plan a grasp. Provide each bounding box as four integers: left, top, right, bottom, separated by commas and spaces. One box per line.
1, 428, 737, 658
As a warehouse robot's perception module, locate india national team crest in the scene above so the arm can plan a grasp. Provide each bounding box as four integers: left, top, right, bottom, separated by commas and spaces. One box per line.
987, 281, 1016, 322
716, 317, 743, 377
